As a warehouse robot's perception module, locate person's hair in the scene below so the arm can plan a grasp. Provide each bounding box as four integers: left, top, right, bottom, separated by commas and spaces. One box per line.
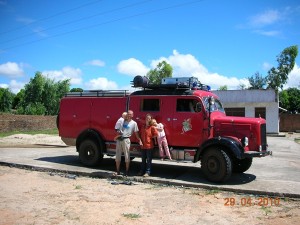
150, 119, 157, 125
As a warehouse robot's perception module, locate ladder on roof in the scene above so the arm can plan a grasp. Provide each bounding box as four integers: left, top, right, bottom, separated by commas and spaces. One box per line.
64, 90, 129, 97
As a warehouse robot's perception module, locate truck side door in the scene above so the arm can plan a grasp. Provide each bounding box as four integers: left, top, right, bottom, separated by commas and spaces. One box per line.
168, 96, 205, 147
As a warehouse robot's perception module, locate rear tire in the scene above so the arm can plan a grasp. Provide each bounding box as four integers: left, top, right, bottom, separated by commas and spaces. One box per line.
201, 148, 232, 183
232, 158, 252, 173
79, 139, 103, 166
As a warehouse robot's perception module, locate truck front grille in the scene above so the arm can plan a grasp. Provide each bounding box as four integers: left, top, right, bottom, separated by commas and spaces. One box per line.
260, 124, 267, 150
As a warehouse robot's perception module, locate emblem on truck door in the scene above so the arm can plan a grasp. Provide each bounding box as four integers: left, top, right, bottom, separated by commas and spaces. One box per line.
182, 118, 192, 134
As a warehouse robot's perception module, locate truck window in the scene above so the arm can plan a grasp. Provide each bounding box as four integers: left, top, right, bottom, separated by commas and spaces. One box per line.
176, 99, 200, 112
141, 99, 160, 112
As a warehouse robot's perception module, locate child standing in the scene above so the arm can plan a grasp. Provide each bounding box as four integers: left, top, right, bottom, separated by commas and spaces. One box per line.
151, 119, 172, 161
138, 114, 158, 177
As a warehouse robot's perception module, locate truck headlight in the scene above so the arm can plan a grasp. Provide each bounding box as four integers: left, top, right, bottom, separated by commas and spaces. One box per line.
241, 137, 249, 147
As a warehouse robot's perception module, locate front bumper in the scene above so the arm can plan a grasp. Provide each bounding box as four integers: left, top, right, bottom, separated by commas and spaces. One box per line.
243, 150, 272, 158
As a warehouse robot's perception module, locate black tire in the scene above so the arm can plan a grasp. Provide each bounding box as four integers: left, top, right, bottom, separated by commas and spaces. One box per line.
201, 148, 232, 183
78, 139, 103, 166
232, 158, 253, 173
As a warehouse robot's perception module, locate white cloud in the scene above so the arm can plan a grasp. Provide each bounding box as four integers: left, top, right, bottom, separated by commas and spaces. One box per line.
42, 66, 82, 85
262, 62, 272, 71
0, 62, 24, 78
32, 27, 48, 37
85, 77, 118, 90
0, 83, 8, 88
253, 29, 281, 37
16, 16, 35, 25
0, 80, 25, 94
285, 63, 300, 88
85, 59, 105, 67
117, 58, 149, 76
149, 50, 248, 90
249, 10, 281, 28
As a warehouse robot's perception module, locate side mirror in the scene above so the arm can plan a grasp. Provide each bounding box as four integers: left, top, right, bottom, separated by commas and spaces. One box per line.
209, 97, 215, 106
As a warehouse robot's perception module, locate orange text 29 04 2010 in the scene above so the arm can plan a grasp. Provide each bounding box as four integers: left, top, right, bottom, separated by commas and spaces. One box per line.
224, 197, 280, 207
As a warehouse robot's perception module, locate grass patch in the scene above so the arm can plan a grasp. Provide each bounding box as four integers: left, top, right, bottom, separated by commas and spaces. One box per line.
74, 185, 82, 190
122, 213, 141, 219
0, 128, 58, 138
205, 188, 220, 195
144, 184, 163, 190
260, 206, 272, 215
294, 138, 300, 144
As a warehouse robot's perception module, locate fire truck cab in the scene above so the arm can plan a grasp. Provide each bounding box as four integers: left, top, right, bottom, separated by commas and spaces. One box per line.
58, 76, 271, 182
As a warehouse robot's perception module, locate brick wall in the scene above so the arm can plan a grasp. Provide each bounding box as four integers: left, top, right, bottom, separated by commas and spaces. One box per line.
0, 114, 57, 133
280, 113, 300, 132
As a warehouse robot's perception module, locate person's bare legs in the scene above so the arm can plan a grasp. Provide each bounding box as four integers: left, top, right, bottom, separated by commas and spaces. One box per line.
125, 162, 130, 176
115, 161, 121, 175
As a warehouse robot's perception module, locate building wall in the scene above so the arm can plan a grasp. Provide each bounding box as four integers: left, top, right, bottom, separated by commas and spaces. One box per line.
213, 90, 279, 134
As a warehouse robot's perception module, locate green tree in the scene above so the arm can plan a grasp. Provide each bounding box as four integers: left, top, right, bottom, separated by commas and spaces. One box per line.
70, 87, 83, 92
267, 45, 298, 91
0, 88, 14, 112
12, 89, 24, 109
17, 71, 70, 115
248, 72, 266, 89
146, 61, 173, 84
279, 88, 300, 113
218, 85, 228, 90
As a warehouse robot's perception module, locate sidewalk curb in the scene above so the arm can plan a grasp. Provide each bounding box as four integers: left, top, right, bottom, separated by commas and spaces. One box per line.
1, 161, 299, 199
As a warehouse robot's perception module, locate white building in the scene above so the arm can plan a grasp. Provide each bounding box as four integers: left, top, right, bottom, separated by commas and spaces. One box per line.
213, 89, 279, 134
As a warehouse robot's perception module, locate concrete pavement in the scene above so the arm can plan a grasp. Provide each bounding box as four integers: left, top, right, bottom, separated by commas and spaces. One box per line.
0, 135, 299, 198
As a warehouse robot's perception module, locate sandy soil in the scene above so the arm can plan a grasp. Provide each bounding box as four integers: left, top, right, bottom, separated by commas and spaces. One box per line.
0, 134, 300, 225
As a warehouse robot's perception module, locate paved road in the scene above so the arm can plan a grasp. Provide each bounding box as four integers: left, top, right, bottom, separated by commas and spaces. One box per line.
0, 135, 299, 198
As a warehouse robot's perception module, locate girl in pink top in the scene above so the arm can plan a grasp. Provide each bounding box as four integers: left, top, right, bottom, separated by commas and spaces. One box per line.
152, 119, 172, 161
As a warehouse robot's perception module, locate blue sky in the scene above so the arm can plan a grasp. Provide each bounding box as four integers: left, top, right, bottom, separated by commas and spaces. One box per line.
0, 0, 300, 93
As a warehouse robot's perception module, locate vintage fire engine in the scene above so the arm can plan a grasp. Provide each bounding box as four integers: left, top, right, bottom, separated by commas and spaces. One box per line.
57, 76, 271, 182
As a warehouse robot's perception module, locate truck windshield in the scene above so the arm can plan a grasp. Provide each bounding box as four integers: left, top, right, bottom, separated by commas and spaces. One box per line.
203, 97, 225, 113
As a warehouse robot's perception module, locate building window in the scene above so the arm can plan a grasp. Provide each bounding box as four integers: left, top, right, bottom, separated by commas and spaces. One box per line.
141, 99, 160, 111
224, 108, 245, 117
255, 107, 266, 119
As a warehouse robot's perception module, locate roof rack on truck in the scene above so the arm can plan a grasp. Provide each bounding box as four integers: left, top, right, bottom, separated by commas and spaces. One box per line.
131, 75, 211, 91
64, 90, 129, 97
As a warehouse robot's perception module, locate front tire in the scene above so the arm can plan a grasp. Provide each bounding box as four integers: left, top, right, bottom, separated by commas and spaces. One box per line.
79, 139, 103, 166
201, 148, 232, 183
232, 158, 252, 173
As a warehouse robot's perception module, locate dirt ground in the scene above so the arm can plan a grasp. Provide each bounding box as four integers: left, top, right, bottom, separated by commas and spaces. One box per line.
0, 134, 300, 225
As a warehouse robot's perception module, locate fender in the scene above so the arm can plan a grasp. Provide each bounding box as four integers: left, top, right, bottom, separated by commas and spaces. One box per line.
76, 129, 105, 153
194, 136, 244, 162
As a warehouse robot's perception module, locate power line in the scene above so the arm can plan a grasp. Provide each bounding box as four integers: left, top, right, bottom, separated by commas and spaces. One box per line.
1, 0, 204, 51
0, 0, 103, 35
0, 0, 152, 45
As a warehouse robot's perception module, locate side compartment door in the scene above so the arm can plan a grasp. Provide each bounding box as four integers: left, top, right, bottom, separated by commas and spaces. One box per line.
91, 97, 127, 141
59, 98, 92, 138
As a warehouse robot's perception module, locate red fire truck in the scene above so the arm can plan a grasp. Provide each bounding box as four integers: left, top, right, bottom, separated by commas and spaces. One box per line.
57, 76, 271, 182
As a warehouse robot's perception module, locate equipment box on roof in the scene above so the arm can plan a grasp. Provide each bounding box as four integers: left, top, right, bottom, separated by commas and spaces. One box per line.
162, 77, 198, 85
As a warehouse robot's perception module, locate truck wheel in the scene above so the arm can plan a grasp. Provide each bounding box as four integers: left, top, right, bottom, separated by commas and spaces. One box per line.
201, 148, 232, 183
79, 139, 103, 166
232, 158, 252, 173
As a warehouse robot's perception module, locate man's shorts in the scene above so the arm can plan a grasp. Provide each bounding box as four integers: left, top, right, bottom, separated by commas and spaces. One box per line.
115, 138, 131, 162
